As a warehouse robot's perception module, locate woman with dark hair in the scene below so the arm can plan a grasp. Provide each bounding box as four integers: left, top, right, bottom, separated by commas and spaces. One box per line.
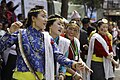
0, 6, 84, 80
45, 14, 91, 80
86, 19, 118, 80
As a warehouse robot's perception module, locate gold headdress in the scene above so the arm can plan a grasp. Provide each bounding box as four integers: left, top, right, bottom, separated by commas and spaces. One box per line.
48, 18, 63, 22
29, 9, 42, 13
29, 9, 47, 14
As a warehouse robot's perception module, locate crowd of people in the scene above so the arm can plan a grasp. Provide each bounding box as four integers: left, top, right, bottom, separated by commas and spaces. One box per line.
0, 0, 120, 80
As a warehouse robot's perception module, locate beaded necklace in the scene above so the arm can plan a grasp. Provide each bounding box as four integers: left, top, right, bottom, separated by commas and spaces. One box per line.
70, 40, 79, 60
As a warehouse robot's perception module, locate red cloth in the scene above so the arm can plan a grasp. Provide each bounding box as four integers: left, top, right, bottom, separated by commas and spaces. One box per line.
62, 34, 79, 61
94, 34, 113, 58
62, 34, 75, 60
6, 11, 16, 25
6, 11, 12, 24
68, 40, 74, 60
60, 33, 65, 37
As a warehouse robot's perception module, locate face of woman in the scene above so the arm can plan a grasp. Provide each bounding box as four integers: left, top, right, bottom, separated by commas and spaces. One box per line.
50, 19, 63, 37
33, 10, 47, 31
98, 23, 108, 35
66, 25, 79, 40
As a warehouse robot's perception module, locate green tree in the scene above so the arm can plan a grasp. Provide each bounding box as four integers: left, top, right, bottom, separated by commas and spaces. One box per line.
71, 0, 104, 18
70, 0, 82, 4
86, 0, 104, 18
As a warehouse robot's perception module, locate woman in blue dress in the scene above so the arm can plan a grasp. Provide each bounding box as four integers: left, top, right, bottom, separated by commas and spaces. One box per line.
0, 6, 84, 80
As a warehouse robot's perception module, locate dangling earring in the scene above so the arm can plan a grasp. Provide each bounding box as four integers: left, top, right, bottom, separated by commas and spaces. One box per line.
49, 27, 51, 34
32, 21, 36, 27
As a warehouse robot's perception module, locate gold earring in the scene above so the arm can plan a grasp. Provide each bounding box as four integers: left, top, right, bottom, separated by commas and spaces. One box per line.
32, 21, 35, 27
49, 27, 51, 33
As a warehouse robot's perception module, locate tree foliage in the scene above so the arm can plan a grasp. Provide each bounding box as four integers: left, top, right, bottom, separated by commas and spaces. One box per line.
86, 0, 104, 10
70, 0, 104, 18
69, 0, 82, 4
71, 0, 104, 10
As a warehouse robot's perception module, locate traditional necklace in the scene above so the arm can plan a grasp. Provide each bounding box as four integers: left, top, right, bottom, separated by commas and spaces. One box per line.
70, 41, 79, 60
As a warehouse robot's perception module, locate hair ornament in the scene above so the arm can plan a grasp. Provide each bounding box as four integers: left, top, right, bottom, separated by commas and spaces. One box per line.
29, 9, 42, 13
48, 18, 63, 22
98, 18, 108, 24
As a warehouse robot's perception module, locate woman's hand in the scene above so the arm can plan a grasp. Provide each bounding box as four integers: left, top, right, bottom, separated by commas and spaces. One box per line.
9, 21, 23, 34
79, 61, 93, 73
107, 53, 113, 60
73, 72, 83, 80
72, 61, 84, 71
72, 61, 93, 74
84, 64, 93, 73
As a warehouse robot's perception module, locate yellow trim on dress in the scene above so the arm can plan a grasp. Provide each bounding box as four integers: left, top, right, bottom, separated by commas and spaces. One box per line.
92, 54, 103, 62
65, 72, 72, 76
13, 71, 44, 80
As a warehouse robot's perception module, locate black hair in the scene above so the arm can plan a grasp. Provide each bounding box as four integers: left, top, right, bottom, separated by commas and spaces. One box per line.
96, 18, 107, 33
82, 18, 90, 25
7, 1, 13, 7
35, 5, 44, 9
1, 0, 6, 4
2, 21, 9, 30
0, 20, 3, 23
17, 14, 23, 20
25, 5, 44, 28
97, 19, 105, 27
45, 14, 63, 32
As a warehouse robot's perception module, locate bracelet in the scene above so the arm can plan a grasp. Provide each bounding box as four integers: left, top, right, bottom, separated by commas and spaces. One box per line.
72, 72, 78, 78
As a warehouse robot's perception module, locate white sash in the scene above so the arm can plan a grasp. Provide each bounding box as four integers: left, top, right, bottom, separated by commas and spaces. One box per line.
86, 33, 114, 80
43, 32, 54, 80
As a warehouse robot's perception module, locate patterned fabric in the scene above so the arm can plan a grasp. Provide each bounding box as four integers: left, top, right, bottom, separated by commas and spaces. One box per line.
0, 26, 73, 76
17, 26, 45, 74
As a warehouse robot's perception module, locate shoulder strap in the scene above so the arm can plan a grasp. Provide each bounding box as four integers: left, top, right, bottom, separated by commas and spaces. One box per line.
18, 30, 40, 80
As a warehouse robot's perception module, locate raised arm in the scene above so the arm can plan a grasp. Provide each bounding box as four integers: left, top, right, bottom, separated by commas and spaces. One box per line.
0, 21, 22, 52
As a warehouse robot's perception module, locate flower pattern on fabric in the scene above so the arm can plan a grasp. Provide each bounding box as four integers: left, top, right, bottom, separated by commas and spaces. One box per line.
0, 26, 73, 75
16, 26, 45, 73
